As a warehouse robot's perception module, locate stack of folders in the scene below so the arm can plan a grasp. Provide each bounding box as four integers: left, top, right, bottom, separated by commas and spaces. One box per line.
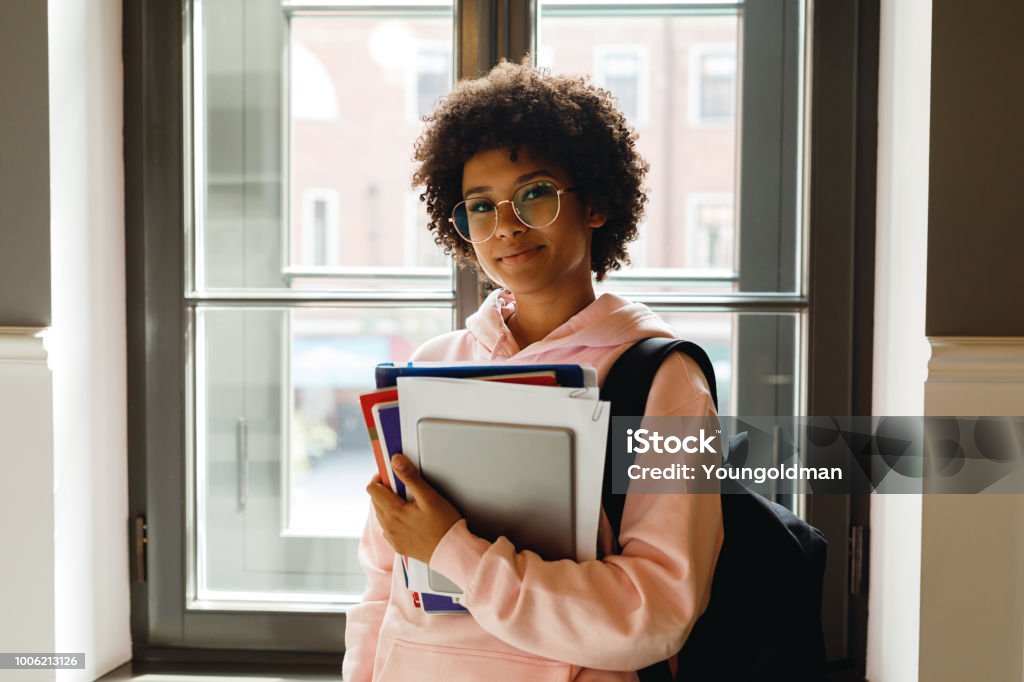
358, 362, 610, 615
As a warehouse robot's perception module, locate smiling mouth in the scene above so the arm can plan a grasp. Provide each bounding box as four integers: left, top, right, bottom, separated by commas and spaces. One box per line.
498, 246, 544, 264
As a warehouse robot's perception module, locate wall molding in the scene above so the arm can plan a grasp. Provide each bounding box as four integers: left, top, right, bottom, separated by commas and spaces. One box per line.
921, 338, 1024, 682
0, 326, 49, 364
927, 336, 1024, 383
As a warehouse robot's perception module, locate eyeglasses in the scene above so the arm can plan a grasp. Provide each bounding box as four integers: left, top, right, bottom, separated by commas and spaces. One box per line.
449, 180, 577, 244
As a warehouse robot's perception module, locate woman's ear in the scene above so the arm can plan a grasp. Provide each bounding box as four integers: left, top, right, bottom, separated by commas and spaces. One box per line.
586, 205, 607, 229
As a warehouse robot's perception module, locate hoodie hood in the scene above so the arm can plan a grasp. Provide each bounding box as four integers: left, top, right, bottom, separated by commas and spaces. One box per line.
465, 288, 677, 361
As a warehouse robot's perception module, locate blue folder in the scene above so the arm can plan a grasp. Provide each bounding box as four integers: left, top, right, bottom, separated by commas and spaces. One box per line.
374, 363, 588, 390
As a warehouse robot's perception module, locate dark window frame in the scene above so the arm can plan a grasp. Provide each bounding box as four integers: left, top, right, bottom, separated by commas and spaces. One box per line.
124, 0, 876, 677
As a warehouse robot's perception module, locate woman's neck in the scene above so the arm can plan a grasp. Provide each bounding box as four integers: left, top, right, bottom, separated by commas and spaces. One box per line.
505, 282, 597, 349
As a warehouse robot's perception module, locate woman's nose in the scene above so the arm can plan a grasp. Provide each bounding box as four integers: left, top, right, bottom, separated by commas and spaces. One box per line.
493, 200, 527, 239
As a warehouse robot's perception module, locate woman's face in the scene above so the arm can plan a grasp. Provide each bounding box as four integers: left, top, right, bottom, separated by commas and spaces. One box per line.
460, 147, 605, 296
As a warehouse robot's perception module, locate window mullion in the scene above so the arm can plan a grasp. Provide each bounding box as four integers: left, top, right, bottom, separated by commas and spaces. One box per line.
453, 0, 512, 326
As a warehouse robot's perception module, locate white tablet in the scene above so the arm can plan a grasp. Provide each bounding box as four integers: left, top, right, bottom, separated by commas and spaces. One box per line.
417, 418, 576, 594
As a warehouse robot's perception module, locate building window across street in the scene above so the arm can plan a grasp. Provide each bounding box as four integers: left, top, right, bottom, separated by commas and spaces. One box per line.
689, 44, 736, 126
593, 45, 649, 126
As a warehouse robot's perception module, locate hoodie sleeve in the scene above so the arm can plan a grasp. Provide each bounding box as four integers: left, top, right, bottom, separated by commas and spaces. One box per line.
428, 351, 725, 671
342, 508, 395, 682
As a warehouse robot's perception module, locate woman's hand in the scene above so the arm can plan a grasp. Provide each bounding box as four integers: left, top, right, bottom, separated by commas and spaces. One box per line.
367, 454, 463, 564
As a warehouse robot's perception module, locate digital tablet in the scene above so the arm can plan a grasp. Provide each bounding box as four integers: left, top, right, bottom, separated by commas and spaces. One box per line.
416, 418, 576, 594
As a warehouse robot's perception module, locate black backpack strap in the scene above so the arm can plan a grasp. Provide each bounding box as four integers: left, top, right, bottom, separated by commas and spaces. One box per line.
599, 338, 720, 682
600, 338, 719, 533
602, 338, 718, 412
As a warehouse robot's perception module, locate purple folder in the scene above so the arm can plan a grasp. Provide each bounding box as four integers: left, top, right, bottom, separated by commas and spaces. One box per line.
379, 403, 468, 615
377, 404, 407, 499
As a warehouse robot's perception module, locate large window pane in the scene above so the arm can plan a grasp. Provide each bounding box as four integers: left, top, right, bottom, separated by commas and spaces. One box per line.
541, 9, 741, 293
195, 0, 454, 293
287, 14, 453, 283
195, 305, 451, 601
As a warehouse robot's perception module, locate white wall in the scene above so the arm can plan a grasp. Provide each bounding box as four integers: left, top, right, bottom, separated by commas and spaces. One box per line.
48, 0, 130, 679
868, 0, 932, 679
0, 330, 56, 682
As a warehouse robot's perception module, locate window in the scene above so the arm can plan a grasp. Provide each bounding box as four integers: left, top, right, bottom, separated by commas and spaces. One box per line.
593, 46, 649, 125
405, 190, 448, 268
686, 194, 734, 270
408, 42, 453, 123
129, 0, 874, 671
689, 44, 736, 126
300, 189, 339, 266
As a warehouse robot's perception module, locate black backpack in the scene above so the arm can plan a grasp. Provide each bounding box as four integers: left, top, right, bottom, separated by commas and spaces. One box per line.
600, 338, 828, 681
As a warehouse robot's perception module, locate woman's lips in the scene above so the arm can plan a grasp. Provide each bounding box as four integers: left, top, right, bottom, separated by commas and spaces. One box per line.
499, 245, 543, 265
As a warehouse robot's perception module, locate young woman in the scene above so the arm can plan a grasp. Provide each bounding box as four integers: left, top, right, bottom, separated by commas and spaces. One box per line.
343, 58, 724, 682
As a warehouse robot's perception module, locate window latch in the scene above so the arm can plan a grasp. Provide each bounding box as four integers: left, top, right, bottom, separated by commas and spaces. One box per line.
849, 525, 865, 594
133, 515, 147, 583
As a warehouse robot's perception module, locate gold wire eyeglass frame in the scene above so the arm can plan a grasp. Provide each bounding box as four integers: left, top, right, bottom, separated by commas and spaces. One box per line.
448, 181, 578, 243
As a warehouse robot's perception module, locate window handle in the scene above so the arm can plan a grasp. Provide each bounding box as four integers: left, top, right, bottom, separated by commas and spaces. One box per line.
237, 417, 249, 510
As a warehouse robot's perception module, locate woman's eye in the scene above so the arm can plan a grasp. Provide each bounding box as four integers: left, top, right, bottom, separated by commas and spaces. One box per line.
522, 183, 556, 201
466, 200, 494, 213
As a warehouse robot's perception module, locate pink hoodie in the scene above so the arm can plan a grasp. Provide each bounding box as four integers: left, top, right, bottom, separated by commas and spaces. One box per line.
343, 289, 724, 682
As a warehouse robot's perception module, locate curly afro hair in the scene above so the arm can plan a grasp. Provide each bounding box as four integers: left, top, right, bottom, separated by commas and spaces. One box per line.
411, 57, 650, 282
